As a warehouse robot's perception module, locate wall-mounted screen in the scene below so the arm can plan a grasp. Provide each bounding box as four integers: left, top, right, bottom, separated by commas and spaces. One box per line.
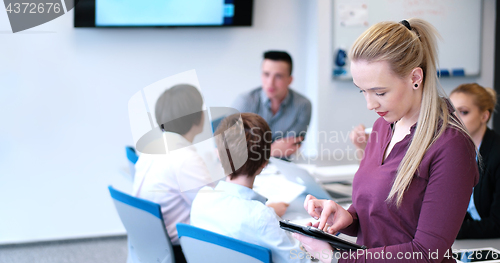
74, 0, 253, 27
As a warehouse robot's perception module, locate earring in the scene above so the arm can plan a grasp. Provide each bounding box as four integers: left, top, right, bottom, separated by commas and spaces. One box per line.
414, 83, 418, 87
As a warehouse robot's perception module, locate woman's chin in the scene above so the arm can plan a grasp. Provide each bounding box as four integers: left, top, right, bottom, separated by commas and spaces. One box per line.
381, 115, 397, 123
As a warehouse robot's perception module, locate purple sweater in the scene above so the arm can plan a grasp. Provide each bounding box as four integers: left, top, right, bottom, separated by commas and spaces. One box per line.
340, 118, 479, 262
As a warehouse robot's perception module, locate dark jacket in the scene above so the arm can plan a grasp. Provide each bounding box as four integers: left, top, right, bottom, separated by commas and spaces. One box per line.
457, 128, 500, 239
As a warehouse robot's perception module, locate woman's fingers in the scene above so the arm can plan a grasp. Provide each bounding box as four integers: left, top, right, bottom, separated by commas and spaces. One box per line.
306, 198, 327, 220
303, 194, 317, 211
350, 124, 369, 149
327, 204, 354, 234
317, 200, 336, 230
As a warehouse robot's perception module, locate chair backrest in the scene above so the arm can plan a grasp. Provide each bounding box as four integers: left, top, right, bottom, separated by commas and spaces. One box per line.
177, 223, 272, 263
108, 186, 174, 263
211, 116, 224, 134
125, 146, 139, 178
126, 146, 139, 164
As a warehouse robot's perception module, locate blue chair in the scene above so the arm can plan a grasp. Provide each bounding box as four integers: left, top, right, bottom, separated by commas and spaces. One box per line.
126, 146, 139, 164
125, 146, 139, 178
108, 186, 174, 263
211, 116, 224, 134
176, 223, 272, 263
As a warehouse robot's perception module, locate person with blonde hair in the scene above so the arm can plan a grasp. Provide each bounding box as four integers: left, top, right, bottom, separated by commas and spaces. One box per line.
450, 83, 500, 239
292, 19, 479, 262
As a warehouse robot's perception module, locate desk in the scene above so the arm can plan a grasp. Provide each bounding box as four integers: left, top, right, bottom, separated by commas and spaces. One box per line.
453, 239, 500, 250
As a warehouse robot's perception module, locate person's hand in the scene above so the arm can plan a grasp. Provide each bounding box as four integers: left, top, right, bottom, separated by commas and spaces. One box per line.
304, 195, 353, 234
267, 202, 289, 217
291, 232, 334, 263
271, 136, 303, 158
349, 124, 369, 151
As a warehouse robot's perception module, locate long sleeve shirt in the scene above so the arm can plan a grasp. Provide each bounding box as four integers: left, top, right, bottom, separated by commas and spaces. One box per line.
340, 117, 479, 262
191, 181, 311, 263
132, 132, 213, 245
232, 87, 312, 140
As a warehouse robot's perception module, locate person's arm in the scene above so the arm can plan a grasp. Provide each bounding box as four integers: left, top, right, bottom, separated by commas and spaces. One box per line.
337, 134, 478, 263
255, 207, 312, 263
270, 101, 311, 158
457, 163, 500, 239
339, 205, 359, 237
285, 99, 312, 139
297, 134, 478, 263
267, 202, 289, 217
271, 136, 303, 158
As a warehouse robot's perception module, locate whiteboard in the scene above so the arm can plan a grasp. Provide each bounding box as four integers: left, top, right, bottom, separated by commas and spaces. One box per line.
332, 0, 482, 79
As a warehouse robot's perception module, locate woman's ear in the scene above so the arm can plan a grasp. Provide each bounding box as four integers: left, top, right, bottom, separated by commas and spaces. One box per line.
481, 110, 491, 124
410, 67, 424, 89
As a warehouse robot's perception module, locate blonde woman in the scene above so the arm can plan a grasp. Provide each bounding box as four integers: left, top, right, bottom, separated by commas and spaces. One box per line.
292, 19, 479, 262
450, 83, 500, 239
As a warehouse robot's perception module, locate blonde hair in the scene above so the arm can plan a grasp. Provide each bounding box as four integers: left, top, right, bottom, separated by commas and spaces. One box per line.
350, 18, 470, 207
451, 83, 498, 122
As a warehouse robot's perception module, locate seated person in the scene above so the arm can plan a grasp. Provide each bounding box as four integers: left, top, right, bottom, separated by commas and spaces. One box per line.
232, 51, 312, 158
132, 84, 212, 263
191, 113, 311, 263
449, 83, 500, 239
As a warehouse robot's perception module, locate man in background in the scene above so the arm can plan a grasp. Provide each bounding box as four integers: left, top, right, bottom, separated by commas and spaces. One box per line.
232, 50, 312, 158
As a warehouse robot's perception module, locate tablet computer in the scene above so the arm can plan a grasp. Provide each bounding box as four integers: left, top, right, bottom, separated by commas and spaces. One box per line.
280, 220, 366, 251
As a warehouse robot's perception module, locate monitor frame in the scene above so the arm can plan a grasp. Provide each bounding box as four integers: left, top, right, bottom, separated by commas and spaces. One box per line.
74, 0, 254, 28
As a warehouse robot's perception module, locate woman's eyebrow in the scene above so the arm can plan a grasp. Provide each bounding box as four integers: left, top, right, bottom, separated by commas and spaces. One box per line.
353, 83, 387, 91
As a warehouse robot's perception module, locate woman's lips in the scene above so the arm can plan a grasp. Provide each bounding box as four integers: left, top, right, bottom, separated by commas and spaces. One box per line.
377, 111, 388, 117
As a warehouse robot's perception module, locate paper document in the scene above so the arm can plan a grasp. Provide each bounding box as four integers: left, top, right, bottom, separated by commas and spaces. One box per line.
260, 163, 279, 176
253, 174, 306, 204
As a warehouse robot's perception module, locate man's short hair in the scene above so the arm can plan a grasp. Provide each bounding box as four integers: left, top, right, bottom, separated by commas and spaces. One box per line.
215, 113, 271, 179
263, 50, 293, 75
155, 84, 203, 135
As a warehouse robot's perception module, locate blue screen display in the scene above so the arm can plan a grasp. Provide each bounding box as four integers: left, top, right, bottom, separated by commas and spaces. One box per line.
96, 0, 234, 26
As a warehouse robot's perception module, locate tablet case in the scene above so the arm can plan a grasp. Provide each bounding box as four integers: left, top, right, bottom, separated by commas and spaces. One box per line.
280, 220, 366, 251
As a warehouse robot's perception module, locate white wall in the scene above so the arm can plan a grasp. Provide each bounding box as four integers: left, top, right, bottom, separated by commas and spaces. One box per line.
0, 0, 495, 243
312, 0, 496, 160
0, 0, 313, 243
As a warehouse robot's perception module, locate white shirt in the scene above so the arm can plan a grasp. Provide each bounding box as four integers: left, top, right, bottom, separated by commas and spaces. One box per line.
191, 181, 311, 263
132, 132, 212, 245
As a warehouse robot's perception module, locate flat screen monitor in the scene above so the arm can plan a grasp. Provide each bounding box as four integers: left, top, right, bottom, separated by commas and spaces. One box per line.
74, 0, 253, 27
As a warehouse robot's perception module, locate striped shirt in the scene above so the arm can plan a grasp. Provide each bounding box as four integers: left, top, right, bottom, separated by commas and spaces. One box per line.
232, 87, 311, 141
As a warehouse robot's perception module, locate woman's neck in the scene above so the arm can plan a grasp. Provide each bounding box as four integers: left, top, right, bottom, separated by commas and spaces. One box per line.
471, 125, 488, 149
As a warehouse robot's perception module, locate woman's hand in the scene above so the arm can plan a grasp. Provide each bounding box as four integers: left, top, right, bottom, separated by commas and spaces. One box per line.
304, 195, 353, 234
292, 231, 334, 263
350, 124, 369, 151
